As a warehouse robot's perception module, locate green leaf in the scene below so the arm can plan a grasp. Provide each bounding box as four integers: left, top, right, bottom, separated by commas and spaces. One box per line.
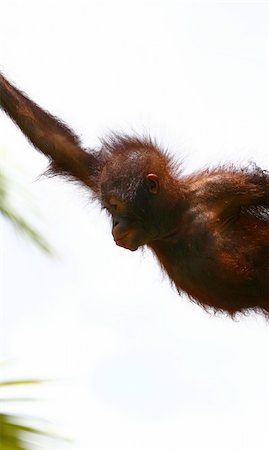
0, 379, 47, 387
0, 168, 53, 255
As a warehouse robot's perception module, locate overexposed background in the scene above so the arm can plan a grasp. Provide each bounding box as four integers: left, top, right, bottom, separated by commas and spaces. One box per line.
0, 1, 268, 449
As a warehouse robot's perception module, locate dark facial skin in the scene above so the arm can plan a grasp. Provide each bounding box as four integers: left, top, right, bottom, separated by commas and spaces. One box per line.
102, 174, 160, 251
102, 195, 139, 251
1, 72, 269, 317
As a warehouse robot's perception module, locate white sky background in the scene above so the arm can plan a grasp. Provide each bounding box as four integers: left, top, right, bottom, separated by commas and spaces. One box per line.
0, 1, 268, 449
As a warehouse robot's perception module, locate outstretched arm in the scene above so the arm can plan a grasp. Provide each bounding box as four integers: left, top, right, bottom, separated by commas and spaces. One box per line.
0, 73, 100, 190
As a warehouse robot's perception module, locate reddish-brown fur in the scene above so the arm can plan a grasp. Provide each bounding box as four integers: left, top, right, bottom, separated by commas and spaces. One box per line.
1, 72, 268, 317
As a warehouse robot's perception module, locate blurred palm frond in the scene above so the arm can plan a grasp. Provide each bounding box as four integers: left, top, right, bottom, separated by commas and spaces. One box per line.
0, 170, 52, 254
0, 378, 72, 450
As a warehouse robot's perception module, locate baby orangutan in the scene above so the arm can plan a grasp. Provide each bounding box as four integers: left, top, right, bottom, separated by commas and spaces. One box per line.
1, 72, 268, 316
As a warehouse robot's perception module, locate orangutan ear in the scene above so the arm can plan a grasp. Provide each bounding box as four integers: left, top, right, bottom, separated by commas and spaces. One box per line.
146, 173, 159, 194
